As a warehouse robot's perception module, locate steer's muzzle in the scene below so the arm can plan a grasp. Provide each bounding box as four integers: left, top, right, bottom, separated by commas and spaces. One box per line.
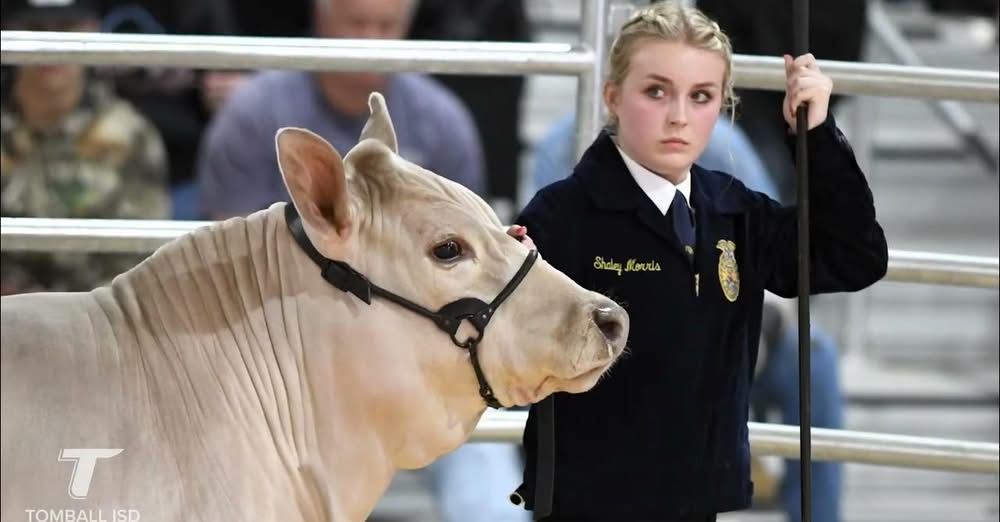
591, 298, 629, 358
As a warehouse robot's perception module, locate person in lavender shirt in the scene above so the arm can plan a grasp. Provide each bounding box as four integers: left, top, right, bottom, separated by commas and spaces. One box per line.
197, 0, 486, 221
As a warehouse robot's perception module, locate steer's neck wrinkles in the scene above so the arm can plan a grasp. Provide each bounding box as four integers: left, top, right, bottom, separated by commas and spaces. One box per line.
108, 203, 487, 521
105, 204, 326, 518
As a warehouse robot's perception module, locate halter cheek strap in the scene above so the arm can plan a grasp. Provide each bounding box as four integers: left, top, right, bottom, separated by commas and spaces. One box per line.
284, 203, 538, 409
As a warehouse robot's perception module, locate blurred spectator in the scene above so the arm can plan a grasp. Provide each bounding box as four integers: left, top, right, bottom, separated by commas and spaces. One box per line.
0, 0, 169, 295
407, 0, 533, 219
196, 0, 486, 220
96, 0, 243, 219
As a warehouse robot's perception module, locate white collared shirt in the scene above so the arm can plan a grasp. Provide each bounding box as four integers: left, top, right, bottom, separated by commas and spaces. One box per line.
614, 144, 692, 216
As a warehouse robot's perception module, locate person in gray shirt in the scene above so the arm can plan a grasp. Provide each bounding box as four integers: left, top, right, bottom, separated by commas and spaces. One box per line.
196, 0, 486, 220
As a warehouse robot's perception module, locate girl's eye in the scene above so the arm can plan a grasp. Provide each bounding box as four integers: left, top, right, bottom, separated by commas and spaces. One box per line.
692, 90, 713, 103
432, 240, 463, 261
645, 86, 665, 99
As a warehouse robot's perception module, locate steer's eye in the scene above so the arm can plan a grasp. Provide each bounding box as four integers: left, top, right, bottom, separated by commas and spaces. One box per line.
432, 240, 463, 261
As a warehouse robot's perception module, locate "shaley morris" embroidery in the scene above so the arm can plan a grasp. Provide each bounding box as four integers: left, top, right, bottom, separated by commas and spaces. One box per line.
593, 256, 662, 276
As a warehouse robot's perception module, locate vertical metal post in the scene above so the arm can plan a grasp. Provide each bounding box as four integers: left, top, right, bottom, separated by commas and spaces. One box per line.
793, 0, 813, 520
576, 0, 609, 160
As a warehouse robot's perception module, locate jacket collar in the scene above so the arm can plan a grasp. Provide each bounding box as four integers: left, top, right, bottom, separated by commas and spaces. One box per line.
574, 130, 755, 216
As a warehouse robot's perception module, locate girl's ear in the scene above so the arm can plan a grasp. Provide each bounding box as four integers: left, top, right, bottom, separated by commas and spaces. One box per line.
603, 81, 621, 122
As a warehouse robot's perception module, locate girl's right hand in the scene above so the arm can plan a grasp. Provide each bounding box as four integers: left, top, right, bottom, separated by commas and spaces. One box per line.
782, 53, 833, 133
506, 225, 537, 250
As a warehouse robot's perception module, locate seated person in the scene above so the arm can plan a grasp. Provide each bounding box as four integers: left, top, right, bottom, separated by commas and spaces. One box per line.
195, 0, 486, 220
1, 0, 169, 295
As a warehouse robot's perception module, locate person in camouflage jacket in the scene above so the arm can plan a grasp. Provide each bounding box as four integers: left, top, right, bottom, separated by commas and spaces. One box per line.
1, 0, 169, 294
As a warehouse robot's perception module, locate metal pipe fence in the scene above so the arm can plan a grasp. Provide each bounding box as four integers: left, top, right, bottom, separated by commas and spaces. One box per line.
1, 30, 997, 103
2, 218, 997, 289
576, 0, 609, 158
471, 411, 1000, 474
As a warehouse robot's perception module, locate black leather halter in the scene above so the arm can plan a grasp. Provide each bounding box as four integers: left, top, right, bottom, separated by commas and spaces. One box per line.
284, 203, 538, 409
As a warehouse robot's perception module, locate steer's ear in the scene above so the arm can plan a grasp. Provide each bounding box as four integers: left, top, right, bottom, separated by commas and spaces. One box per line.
276, 127, 353, 254
359, 91, 398, 154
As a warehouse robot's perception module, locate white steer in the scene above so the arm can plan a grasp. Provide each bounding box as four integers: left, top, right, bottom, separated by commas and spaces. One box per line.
1, 93, 629, 521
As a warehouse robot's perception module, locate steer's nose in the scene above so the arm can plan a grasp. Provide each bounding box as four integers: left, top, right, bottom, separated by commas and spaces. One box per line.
591, 300, 629, 353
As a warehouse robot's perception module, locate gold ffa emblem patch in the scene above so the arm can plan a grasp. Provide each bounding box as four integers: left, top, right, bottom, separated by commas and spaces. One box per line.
716, 239, 740, 302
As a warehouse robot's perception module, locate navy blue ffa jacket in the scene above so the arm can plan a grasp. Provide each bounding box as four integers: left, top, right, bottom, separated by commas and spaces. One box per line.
515, 116, 887, 520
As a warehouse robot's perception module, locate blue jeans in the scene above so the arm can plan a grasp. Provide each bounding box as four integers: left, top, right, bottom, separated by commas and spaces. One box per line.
424, 442, 531, 522
752, 329, 844, 522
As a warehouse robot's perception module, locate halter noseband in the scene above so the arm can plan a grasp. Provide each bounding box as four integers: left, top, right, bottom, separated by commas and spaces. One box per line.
285, 203, 538, 409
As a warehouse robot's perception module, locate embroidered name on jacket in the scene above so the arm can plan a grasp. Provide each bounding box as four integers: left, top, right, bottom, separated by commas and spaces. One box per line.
593, 256, 662, 276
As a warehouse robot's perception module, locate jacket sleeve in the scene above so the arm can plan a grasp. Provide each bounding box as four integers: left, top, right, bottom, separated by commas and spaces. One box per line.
752, 115, 889, 297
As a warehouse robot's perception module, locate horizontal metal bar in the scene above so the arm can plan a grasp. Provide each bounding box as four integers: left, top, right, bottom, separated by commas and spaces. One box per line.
886, 249, 999, 289
747, 422, 998, 474
0, 217, 209, 254
471, 411, 999, 474
733, 54, 999, 103
0, 31, 595, 76
1, 31, 997, 102
3, 218, 997, 289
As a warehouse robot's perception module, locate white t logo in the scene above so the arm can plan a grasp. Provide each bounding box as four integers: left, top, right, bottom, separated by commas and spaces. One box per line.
58, 448, 123, 499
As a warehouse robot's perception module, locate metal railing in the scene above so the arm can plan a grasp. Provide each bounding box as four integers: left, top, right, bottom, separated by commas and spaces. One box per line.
1, 30, 998, 104
886, 249, 999, 289
2, 2, 997, 158
472, 411, 999, 474
3, 12, 996, 162
2, 217, 997, 289
0, 217, 210, 255
0, 31, 596, 76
